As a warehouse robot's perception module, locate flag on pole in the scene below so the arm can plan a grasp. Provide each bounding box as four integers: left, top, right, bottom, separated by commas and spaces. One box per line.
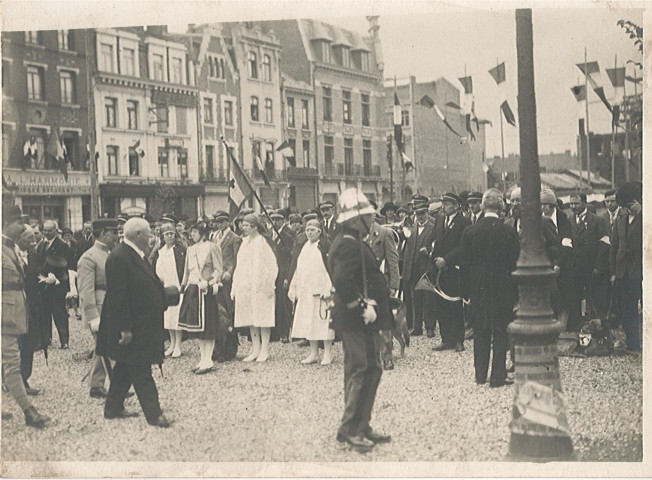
458, 76, 473, 94
606, 67, 626, 88
253, 150, 271, 188
132, 139, 146, 158
465, 114, 476, 141
571, 85, 587, 135
22, 138, 37, 171
393, 90, 413, 171
488, 62, 506, 85
228, 149, 254, 217
445, 101, 462, 110
418, 95, 463, 138
276, 140, 296, 167
576, 61, 612, 113
46, 129, 68, 181
500, 101, 517, 126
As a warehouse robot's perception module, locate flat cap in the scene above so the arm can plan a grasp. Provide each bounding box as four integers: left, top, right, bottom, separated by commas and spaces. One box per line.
269, 209, 285, 220
467, 191, 483, 201
411, 194, 429, 205
441, 192, 462, 204
212, 210, 230, 221
161, 212, 178, 224
92, 218, 119, 231
116, 213, 129, 224
318, 200, 335, 209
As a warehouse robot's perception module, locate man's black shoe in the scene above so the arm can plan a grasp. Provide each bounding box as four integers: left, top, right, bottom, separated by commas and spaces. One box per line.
409, 329, 422, 336
476, 379, 487, 385
90, 386, 108, 398
104, 408, 140, 419
433, 343, 453, 351
60, 343, 69, 350
426, 329, 435, 338
454, 342, 465, 352
383, 358, 394, 370
24, 406, 50, 428
148, 414, 171, 428
507, 363, 515, 373
25, 387, 41, 396
343, 434, 374, 453
280, 336, 290, 344
489, 378, 514, 388
365, 428, 391, 443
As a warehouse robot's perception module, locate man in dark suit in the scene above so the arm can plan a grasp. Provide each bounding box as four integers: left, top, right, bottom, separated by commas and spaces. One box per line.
211, 211, 242, 319
271, 209, 296, 342
96, 217, 170, 427
610, 182, 642, 352
459, 189, 520, 387
601, 189, 626, 328
15, 226, 44, 396
76, 221, 96, 260
36, 220, 74, 349
320, 200, 341, 240
402, 199, 436, 336
466, 191, 484, 225
567, 192, 610, 331
432, 192, 470, 352
329, 189, 392, 453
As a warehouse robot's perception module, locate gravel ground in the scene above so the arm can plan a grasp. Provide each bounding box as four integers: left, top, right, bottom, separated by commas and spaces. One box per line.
1, 315, 642, 463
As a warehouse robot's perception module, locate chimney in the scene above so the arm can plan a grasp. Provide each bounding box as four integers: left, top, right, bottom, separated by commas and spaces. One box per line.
147, 25, 168, 37
366, 16, 384, 74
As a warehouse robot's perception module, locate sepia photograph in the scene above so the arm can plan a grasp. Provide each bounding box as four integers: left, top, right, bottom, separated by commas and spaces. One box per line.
0, 0, 648, 476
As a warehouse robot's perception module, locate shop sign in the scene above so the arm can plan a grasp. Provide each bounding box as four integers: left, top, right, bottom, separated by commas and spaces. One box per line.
3, 169, 91, 196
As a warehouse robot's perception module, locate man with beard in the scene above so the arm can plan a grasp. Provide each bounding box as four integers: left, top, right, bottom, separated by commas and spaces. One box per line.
77, 219, 120, 398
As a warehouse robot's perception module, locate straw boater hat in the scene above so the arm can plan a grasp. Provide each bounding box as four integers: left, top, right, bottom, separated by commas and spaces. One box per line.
336, 189, 376, 223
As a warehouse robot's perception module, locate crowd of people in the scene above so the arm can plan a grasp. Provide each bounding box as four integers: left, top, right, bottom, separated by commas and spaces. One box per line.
1, 180, 643, 452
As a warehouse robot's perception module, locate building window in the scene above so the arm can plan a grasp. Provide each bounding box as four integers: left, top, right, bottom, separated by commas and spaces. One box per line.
322, 86, 332, 122
127, 100, 138, 130
363, 139, 372, 176
105, 98, 117, 127
324, 135, 334, 169
26, 66, 44, 100
2, 125, 13, 168
262, 54, 271, 81
61, 132, 78, 170
107, 145, 119, 175
344, 137, 353, 175
122, 48, 135, 76
341, 47, 350, 68
253, 141, 262, 168
152, 53, 164, 81
224, 100, 233, 126
29, 128, 47, 169
250, 96, 259, 122
287, 97, 295, 128
154, 104, 168, 133
25, 31, 43, 45
128, 147, 140, 176
100, 43, 114, 72
171, 57, 183, 84
208, 56, 225, 79
360, 51, 369, 72
59, 70, 76, 104
205, 145, 215, 179
301, 100, 309, 129
248, 51, 258, 79
264, 98, 273, 123
158, 148, 169, 176
58, 30, 73, 50
178, 149, 188, 178
402, 109, 410, 126
203, 98, 213, 124
361, 93, 370, 127
176, 107, 187, 135
303, 140, 310, 168
342, 90, 352, 124
320, 41, 331, 63
265, 142, 274, 168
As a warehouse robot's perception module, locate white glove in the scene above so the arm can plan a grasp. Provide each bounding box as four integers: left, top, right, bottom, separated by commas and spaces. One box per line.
45, 273, 57, 285
198, 280, 208, 291
89, 317, 100, 333
561, 238, 573, 248
210, 283, 219, 296
362, 304, 377, 325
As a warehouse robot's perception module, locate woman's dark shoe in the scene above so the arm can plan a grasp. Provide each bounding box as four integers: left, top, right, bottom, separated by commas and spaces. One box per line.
24, 406, 50, 428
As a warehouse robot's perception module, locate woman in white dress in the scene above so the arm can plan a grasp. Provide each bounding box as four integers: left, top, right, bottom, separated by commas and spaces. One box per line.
152, 222, 186, 357
178, 220, 223, 374
231, 214, 278, 362
288, 219, 334, 365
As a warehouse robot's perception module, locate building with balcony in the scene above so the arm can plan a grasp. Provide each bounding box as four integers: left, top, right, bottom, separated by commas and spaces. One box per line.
183, 24, 240, 215
263, 18, 388, 205
93, 26, 202, 220
2, 29, 92, 229
385, 76, 488, 200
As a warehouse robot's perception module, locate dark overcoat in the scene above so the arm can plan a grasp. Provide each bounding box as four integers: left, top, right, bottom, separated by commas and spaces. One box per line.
328, 227, 393, 332
96, 242, 167, 365
431, 212, 471, 296
402, 217, 436, 282
568, 210, 610, 278
610, 211, 642, 280
459, 216, 520, 330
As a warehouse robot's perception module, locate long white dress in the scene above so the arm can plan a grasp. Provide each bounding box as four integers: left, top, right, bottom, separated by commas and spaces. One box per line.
289, 240, 334, 341
155, 244, 182, 330
232, 235, 278, 328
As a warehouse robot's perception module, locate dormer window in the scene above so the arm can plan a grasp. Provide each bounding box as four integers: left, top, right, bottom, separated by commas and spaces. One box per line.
319, 41, 331, 63
333, 45, 350, 68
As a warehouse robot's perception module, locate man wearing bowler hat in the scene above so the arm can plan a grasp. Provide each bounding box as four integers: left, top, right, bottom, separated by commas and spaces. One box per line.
432, 192, 470, 352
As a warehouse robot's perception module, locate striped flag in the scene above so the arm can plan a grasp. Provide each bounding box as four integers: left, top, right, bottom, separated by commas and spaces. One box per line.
46, 129, 68, 181
228, 148, 254, 217
276, 140, 295, 167
393, 90, 413, 171
418, 95, 463, 138
576, 61, 612, 113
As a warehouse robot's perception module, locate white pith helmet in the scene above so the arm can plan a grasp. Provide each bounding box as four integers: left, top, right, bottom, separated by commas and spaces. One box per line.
336, 188, 376, 223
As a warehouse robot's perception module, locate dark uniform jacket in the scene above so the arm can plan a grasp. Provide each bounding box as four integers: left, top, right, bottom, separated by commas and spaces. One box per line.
431, 212, 471, 295
323, 216, 341, 240
328, 227, 393, 332
610, 212, 642, 280
97, 242, 166, 366
402, 217, 436, 282
459, 216, 520, 330
21, 247, 44, 350
2, 237, 28, 336
272, 224, 296, 284
569, 210, 610, 277
76, 234, 95, 263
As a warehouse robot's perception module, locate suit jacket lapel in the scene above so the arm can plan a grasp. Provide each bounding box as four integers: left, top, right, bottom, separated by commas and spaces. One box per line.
126, 244, 160, 284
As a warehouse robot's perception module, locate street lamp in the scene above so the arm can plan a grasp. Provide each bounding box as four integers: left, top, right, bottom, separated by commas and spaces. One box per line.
507, 9, 574, 461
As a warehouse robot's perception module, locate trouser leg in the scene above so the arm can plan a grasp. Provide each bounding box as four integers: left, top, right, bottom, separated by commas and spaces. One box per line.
18, 335, 33, 387
46, 287, 69, 346
355, 331, 383, 436
105, 362, 132, 415
449, 301, 464, 344
130, 363, 162, 423
473, 327, 491, 383
404, 282, 415, 330
422, 291, 436, 331
2, 335, 32, 411
490, 326, 508, 383
339, 330, 367, 437
620, 276, 642, 351
436, 297, 451, 344
89, 331, 107, 389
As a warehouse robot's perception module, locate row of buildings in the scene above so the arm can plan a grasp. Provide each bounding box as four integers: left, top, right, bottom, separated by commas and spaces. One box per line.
2, 20, 489, 230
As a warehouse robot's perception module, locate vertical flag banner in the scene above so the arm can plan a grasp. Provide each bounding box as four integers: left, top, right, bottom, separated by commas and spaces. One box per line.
393, 90, 413, 171
606, 66, 626, 126
228, 148, 254, 217
576, 61, 612, 113
500, 101, 517, 127
252, 141, 271, 188
571, 85, 587, 136
458, 75, 476, 141
488, 63, 506, 85
418, 95, 463, 138
22, 137, 38, 171
489, 61, 517, 127
46, 128, 68, 180
276, 140, 296, 167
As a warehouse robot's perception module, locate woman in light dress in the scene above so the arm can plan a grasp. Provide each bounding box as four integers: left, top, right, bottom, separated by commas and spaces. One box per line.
288, 219, 334, 365
152, 222, 186, 357
178, 220, 223, 374
231, 214, 278, 362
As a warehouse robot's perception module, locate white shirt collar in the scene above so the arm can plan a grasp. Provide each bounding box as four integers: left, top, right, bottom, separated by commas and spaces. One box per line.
484, 212, 499, 218
123, 238, 145, 259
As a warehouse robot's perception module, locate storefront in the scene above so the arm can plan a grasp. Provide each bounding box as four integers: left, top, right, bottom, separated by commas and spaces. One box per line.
3, 168, 91, 229
100, 183, 203, 220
